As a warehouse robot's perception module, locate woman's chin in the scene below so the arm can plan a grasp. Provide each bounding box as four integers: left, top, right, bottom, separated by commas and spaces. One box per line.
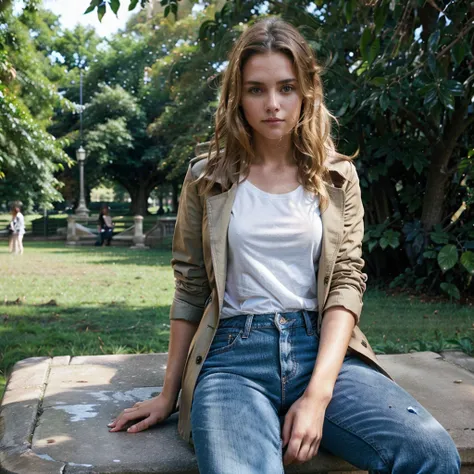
254, 129, 292, 142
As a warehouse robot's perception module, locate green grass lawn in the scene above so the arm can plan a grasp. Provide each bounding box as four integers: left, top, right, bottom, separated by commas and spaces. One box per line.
1, 242, 473, 397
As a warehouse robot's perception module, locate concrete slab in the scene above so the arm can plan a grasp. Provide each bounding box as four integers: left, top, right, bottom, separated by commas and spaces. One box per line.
442, 350, 474, 374
1, 351, 473, 474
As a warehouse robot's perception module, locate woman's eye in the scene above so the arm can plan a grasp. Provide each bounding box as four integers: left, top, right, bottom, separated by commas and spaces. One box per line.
249, 87, 262, 94
282, 85, 294, 93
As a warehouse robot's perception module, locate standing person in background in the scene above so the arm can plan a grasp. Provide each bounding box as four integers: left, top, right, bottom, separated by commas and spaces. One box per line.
97, 204, 114, 246
8, 202, 25, 255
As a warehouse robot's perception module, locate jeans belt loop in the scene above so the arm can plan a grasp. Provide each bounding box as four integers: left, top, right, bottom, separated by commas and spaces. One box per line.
242, 314, 254, 339
302, 310, 314, 336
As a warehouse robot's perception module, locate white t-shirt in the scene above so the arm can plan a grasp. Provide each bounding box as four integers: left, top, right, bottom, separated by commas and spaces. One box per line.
221, 179, 323, 318
12, 212, 25, 235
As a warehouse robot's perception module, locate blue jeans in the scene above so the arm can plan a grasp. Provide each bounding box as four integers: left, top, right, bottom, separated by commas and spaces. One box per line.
191, 310, 460, 474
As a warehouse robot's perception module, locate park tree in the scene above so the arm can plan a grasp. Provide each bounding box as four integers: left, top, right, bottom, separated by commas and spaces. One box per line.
0, 3, 73, 210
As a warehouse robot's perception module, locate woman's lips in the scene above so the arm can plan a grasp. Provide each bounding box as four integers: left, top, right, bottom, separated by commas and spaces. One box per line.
263, 118, 283, 123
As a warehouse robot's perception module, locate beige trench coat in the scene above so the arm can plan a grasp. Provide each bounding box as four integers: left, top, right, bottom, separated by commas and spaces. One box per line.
169, 154, 390, 443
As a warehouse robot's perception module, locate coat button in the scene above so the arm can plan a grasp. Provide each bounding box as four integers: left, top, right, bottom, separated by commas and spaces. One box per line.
323, 276, 329, 285
361, 340, 368, 348
195, 356, 203, 364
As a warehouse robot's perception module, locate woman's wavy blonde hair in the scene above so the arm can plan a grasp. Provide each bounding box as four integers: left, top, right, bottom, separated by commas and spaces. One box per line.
196, 17, 351, 209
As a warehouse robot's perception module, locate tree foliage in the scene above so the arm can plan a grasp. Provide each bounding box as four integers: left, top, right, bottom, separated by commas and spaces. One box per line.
0, 5, 73, 209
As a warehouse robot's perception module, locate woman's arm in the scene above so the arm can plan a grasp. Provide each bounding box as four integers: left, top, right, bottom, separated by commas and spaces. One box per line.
108, 319, 198, 433
303, 306, 354, 403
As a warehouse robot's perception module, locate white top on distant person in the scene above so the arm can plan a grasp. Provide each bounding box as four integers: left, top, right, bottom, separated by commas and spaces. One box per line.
9, 203, 25, 254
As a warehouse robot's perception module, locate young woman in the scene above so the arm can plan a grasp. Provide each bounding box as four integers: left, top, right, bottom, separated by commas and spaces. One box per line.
108, 18, 460, 473
97, 204, 114, 246
8, 203, 25, 254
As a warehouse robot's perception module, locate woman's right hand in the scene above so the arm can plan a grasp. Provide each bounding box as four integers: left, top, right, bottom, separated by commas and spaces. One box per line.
108, 393, 176, 433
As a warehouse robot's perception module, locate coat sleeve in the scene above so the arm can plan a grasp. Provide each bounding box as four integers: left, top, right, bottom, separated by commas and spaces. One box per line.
323, 163, 367, 324
169, 165, 211, 323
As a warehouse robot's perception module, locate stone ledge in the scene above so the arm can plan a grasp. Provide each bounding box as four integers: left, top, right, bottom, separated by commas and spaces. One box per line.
1, 352, 473, 474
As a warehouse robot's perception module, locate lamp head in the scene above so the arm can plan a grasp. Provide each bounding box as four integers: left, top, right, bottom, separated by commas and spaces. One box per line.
76, 146, 86, 162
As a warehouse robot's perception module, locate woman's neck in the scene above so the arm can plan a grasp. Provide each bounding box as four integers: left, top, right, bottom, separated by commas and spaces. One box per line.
251, 134, 294, 168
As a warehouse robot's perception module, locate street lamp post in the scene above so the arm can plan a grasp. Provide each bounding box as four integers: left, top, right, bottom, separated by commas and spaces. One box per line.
75, 70, 89, 219
75, 146, 89, 218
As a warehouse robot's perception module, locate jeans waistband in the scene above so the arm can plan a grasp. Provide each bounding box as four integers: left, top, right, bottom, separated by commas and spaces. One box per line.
217, 310, 318, 338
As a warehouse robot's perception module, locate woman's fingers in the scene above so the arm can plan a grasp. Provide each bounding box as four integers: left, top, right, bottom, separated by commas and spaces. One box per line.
283, 432, 303, 465
281, 411, 294, 448
308, 437, 321, 459
108, 407, 149, 432
284, 435, 320, 465
294, 437, 312, 464
126, 414, 159, 433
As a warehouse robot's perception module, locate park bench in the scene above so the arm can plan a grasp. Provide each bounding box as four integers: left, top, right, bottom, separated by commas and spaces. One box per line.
1, 351, 473, 474
65, 215, 176, 249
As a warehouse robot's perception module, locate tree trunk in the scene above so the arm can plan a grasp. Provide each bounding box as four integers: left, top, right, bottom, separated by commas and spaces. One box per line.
421, 96, 471, 231
420, 147, 450, 231
130, 185, 149, 216
129, 177, 162, 216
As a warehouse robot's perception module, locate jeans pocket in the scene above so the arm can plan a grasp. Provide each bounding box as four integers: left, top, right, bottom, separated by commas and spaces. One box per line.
207, 328, 242, 357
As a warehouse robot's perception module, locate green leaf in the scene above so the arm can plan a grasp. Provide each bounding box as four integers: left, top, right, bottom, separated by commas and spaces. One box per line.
445, 80, 464, 96
128, 0, 139, 10
438, 85, 454, 110
164, 4, 170, 16
380, 237, 389, 249
430, 231, 449, 245
110, 0, 120, 15
368, 38, 380, 65
423, 250, 437, 259
427, 54, 438, 77
370, 77, 386, 87
379, 91, 389, 111
199, 20, 217, 42
452, 42, 466, 65
344, 0, 355, 23
460, 251, 474, 275
368, 240, 378, 253
413, 155, 425, 174
374, 3, 387, 35
440, 282, 460, 300
428, 30, 440, 53
437, 244, 458, 272
97, 2, 106, 21
360, 27, 372, 61
423, 87, 438, 109
84, 0, 101, 14
383, 230, 400, 249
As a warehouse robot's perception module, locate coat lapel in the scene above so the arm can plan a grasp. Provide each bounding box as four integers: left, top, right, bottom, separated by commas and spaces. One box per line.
206, 183, 238, 313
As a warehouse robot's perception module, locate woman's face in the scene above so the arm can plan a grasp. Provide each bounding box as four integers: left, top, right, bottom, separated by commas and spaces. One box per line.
240, 52, 303, 142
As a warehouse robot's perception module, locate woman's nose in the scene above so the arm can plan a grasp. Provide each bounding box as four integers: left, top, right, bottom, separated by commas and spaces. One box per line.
265, 91, 280, 112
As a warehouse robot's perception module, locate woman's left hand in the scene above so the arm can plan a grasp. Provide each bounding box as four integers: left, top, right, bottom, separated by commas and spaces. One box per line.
282, 393, 327, 465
